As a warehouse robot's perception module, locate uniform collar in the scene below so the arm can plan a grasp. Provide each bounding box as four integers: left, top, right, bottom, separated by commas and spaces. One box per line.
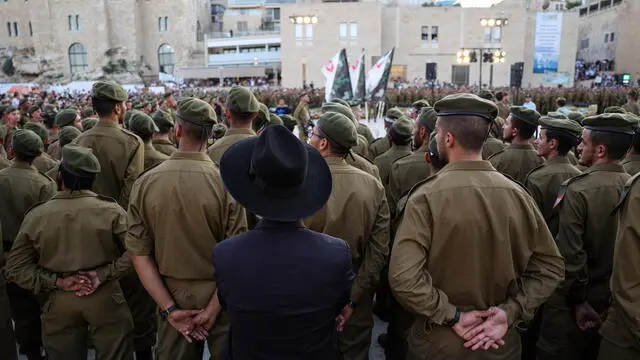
324, 156, 348, 166
585, 162, 625, 174
621, 154, 640, 163
11, 161, 36, 170
152, 139, 174, 145
507, 143, 535, 151
94, 120, 119, 129
546, 156, 570, 165
52, 190, 98, 199
169, 151, 212, 162
389, 144, 412, 153
439, 160, 495, 174
225, 128, 256, 136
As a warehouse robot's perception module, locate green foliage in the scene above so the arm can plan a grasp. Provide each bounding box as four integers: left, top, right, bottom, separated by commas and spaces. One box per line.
566, 1, 582, 10
2, 57, 15, 76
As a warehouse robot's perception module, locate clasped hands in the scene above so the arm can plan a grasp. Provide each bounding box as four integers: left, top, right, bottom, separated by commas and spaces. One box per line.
56, 271, 101, 296
167, 308, 218, 343
452, 306, 509, 351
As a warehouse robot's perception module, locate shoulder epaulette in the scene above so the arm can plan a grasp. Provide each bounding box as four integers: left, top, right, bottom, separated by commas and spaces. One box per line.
370, 137, 383, 146
499, 172, 531, 196
136, 161, 163, 179
487, 148, 506, 161
395, 174, 438, 218
613, 172, 640, 213
524, 163, 546, 184
553, 172, 589, 208
391, 153, 412, 166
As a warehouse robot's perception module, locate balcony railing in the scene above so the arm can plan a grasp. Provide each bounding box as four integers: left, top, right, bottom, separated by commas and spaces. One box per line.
208, 50, 281, 66
208, 30, 280, 39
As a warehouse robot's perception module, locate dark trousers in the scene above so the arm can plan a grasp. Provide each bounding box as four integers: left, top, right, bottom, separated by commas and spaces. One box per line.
6, 281, 43, 356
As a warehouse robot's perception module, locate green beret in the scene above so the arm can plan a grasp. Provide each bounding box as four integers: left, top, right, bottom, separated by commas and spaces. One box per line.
59, 126, 82, 147
61, 144, 101, 175
55, 109, 78, 127
81, 117, 99, 131
391, 117, 414, 138
583, 113, 639, 135
124, 110, 135, 129
3, 106, 17, 115
258, 103, 269, 120
92, 81, 128, 102
134, 101, 149, 110
546, 112, 568, 120
539, 116, 583, 140
0, 125, 6, 139
27, 105, 41, 115
81, 108, 95, 118
567, 112, 585, 125
42, 104, 57, 119
268, 113, 283, 126
281, 114, 297, 129
12, 129, 43, 157
226, 86, 259, 113
152, 110, 174, 129
23, 122, 49, 142
417, 106, 437, 132
212, 123, 227, 139
252, 103, 271, 133
322, 102, 356, 125
129, 110, 159, 138
412, 99, 431, 109
331, 98, 351, 108
477, 90, 495, 101
176, 98, 217, 126
603, 106, 627, 114
386, 107, 404, 121
434, 93, 498, 122
510, 106, 541, 126
316, 112, 358, 149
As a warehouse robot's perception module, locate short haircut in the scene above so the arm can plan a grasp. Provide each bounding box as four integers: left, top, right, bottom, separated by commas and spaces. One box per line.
591, 131, 633, 161
545, 129, 577, 156
228, 110, 256, 124
157, 122, 173, 134
495, 92, 505, 101
439, 116, 490, 152
629, 90, 639, 101
511, 117, 537, 140
59, 166, 95, 191
178, 118, 212, 143
556, 98, 566, 107
389, 127, 412, 146
92, 97, 119, 117
318, 127, 349, 156
15, 152, 39, 164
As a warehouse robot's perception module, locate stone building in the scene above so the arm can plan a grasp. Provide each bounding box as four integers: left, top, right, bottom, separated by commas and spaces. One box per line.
0, 0, 211, 82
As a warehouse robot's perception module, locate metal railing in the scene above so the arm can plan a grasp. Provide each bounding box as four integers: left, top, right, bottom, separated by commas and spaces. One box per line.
208, 30, 280, 39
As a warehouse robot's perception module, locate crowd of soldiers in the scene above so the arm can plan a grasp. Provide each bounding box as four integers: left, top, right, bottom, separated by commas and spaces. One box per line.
0, 80, 639, 360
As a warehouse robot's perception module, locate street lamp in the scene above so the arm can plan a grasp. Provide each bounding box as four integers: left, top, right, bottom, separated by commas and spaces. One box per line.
480, 18, 508, 27
290, 15, 318, 24
456, 48, 505, 88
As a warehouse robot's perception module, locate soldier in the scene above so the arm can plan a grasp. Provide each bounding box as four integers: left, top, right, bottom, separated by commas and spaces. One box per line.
28, 104, 43, 123
0, 125, 8, 160
546, 112, 581, 166
23, 122, 60, 175
75, 81, 150, 359
45, 126, 82, 183
207, 86, 259, 164
128, 110, 169, 171
6, 144, 135, 360
388, 106, 437, 212
369, 107, 404, 159
251, 103, 271, 133
620, 117, 640, 176
556, 97, 571, 114
410, 99, 430, 119
293, 92, 312, 142
281, 114, 297, 133
482, 116, 506, 160
622, 89, 640, 115
306, 112, 390, 360
0, 224, 19, 360
151, 110, 177, 156
389, 94, 564, 360
210, 123, 228, 146
537, 113, 637, 360
597, 173, 640, 359
47, 109, 81, 161
489, 106, 545, 184
323, 102, 370, 159
374, 117, 413, 203
126, 98, 247, 360
0, 129, 56, 360
352, 101, 375, 145
2, 106, 22, 157
495, 91, 510, 119
81, 117, 99, 132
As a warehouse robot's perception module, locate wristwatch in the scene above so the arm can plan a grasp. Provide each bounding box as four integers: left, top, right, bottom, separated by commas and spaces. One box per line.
160, 304, 178, 319
444, 310, 461, 327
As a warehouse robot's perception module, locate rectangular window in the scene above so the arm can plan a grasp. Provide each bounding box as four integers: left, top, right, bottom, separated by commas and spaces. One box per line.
158, 17, 162, 32
164, 17, 169, 31
491, 26, 502, 42
339, 23, 347, 40
451, 65, 470, 85
304, 24, 313, 40
75, 15, 80, 31
580, 38, 589, 49
421, 26, 429, 41
6, 22, 11, 37
610, 32, 615, 42
605, 34, 609, 43
237, 21, 247, 32
349, 23, 358, 40
28, 21, 32, 36
13, 22, 18, 36
68, 15, 80, 31
483, 27, 491, 42
68, 15, 72, 31
430, 26, 438, 45
295, 24, 303, 40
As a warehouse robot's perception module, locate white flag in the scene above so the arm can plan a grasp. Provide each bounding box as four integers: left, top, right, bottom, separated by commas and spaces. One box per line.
366, 48, 395, 100
350, 52, 366, 102
321, 51, 341, 103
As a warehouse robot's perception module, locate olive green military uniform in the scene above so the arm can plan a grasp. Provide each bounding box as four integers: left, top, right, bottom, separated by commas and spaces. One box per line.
46, 140, 62, 160
353, 134, 370, 159
0, 153, 10, 170
567, 151, 580, 166
293, 101, 311, 142
388, 144, 430, 213
357, 122, 375, 145
207, 128, 256, 163
621, 154, 640, 176
622, 102, 640, 115
23, 121, 60, 175
305, 112, 390, 360
390, 94, 564, 360
151, 139, 177, 156
81, 117, 99, 131
323, 102, 371, 160
369, 137, 390, 160
0, 225, 18, 360
373, 118, 413, 186
537, 114, 637, 360
129, 110, 170, 171
497, 101, 510, 119
482, 136, 506, 159
346, 152, 381, 181
489, 143, 545, 184
6, 159, 134, 360
0, 130, 56, 359
597, 174, 640, 360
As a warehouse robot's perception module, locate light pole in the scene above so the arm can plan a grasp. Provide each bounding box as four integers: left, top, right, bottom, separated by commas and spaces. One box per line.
456, 48, 505, 88
479, 17, 508, 88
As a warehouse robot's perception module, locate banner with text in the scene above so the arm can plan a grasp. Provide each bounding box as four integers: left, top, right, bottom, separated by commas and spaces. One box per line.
533, 12, 563, 74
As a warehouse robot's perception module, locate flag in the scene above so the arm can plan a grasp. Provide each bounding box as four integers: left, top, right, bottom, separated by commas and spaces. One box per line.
321, 49, 353, 103
350, 51, 366, 102
366, 48, 395, 101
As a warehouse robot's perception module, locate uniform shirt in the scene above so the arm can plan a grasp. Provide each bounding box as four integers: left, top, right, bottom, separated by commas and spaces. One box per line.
609, 173, 640, 335
207, 128, 256, 164
524, 156, 582, 236
293, 103, 311, 141
305, 157, 390, 302
357, 123, 375, 145
622, 102, 640, 116
388, 146, 431, 215
46, 140, 61, 160
481, 136, 506, 160
0, 156, 9, 171
497, 102, 510, 119
345, 152, 381, 181
0, 162, 56, 250
126, 152, 247, 280
352, 135, 371, 160
489, 143, 545, 184
556, 163, 630, 308
5, 191, 131, 293
620, 154, 640, 176
151, 139, 178, 157
389, 161, 564, 328
0, 145, 7, 160
374, 143, 412, 187
142, 142, 169, 171
75, 120, 144, 208
567, 151, 580, 166
32, 153, 60, 175
369, 137, 391, 160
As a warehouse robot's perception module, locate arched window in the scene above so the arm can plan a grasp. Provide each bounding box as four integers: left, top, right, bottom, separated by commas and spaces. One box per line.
7, 22, 11, 37
68, 43, 88, 74
157, 44, 175, 74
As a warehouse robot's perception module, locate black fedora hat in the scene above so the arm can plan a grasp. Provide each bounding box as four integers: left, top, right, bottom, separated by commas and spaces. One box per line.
220, 125, 332, 222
